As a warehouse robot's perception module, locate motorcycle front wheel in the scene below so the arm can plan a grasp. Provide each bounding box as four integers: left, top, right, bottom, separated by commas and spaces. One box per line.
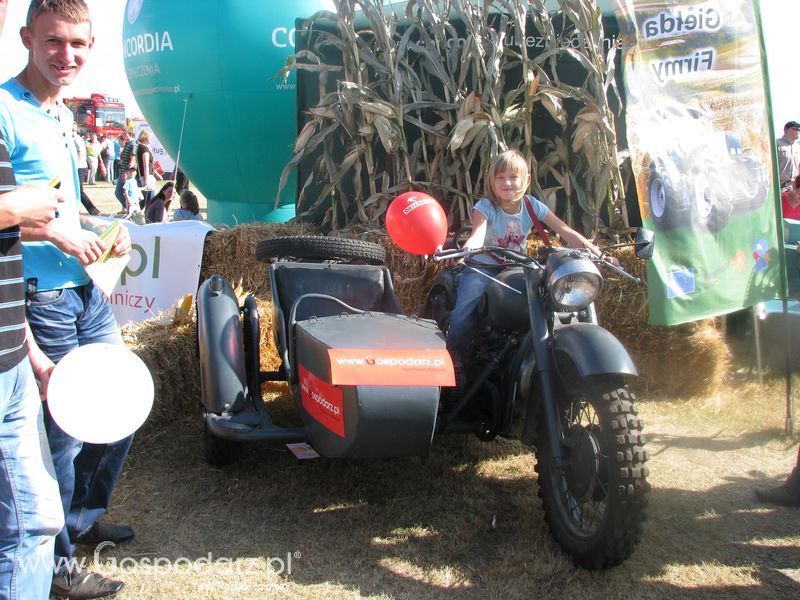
535, 376, 648, 569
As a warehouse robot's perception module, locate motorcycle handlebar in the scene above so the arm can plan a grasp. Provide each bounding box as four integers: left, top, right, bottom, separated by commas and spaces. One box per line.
433, 245, 533, 264
434, 246, 642, 284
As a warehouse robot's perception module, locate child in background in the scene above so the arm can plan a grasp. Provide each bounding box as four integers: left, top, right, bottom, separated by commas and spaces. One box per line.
172, 190, 204, 221
122, 165, 143, 218
446, 149, 601, 366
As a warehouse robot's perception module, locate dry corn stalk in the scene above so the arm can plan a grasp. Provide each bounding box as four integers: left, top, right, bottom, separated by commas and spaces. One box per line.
277, 0, 628, 238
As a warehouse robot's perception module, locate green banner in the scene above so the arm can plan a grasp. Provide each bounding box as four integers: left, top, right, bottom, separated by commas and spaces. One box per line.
614, 0, 783, 325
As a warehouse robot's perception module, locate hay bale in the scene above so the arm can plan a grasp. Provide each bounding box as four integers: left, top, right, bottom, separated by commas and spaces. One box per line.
125, 225, 728, 431
372, 236, 443, 313
123, 294, 284, 428
595, 248, 729, 398
200, 221, 316, 296
123, 320, 199, 428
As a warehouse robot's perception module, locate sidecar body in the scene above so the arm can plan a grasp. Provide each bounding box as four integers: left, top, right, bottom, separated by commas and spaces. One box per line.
197, 248, 453, 464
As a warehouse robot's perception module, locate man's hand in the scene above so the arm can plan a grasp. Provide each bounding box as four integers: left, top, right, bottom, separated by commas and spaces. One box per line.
26, 322, 54, 402
0, 183, 64, 229
52, 228, 108, 266
112, 222, 131, 256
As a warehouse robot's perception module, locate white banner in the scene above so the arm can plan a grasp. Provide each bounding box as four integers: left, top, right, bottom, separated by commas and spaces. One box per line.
99, 220, 215, 325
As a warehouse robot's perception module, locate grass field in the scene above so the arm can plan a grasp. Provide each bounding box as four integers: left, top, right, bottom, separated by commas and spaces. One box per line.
69, 374, 800, 599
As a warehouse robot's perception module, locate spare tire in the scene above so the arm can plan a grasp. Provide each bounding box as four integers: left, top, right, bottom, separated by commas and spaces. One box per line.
255, 236, 386, 265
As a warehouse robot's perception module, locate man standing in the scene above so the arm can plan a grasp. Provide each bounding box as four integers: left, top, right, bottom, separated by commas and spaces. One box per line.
114, 129, 135, 211
0, 0, 66, 597
99, 134, 113, 183
0, 1, 133, 598
776, 121, 800, 189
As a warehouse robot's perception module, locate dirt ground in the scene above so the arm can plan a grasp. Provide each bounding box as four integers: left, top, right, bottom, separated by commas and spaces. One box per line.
75, 378, 800, 599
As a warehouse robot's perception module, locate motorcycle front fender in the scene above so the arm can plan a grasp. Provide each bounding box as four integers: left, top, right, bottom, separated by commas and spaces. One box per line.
551, 322, 637, 377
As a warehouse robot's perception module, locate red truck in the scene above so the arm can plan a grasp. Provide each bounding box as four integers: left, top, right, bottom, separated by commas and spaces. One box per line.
64, 94, 127, 137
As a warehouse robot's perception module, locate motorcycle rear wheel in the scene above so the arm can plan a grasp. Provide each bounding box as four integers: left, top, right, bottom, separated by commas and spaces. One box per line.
535, 376, 648, 569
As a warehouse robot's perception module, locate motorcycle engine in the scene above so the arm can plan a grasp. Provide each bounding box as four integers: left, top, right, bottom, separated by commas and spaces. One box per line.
477, 267, 529, 332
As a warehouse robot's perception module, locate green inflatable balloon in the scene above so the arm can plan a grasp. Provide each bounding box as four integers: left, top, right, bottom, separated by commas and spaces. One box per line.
122, 0, 335, 224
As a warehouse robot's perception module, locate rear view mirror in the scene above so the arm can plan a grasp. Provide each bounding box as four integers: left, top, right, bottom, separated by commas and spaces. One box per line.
634, 228, 655, 260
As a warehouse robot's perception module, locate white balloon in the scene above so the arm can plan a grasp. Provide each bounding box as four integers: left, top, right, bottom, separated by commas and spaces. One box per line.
48, 343, 154, 444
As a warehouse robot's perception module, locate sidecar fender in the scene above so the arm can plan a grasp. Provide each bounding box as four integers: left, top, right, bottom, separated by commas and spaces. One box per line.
197, 275, 249, 415
552, 322, 638, 377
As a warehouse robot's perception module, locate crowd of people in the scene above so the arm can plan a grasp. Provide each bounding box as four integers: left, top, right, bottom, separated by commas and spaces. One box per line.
80, 124, 199, 224
66, 88, 198, 226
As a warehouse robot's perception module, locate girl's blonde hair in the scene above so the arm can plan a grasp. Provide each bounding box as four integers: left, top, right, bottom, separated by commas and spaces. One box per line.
486, 149, 529, 206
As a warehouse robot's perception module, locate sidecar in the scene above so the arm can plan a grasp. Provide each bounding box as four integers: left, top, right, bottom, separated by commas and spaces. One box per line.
196, 236, 454, 465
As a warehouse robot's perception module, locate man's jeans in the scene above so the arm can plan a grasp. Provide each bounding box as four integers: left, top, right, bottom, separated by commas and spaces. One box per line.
0, 358, 64, 600
27, 283, 133, 566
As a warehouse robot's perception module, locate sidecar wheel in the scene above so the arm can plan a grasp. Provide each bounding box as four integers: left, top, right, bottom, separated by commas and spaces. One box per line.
535, 377, 649, 570
203, 423, 241, 467
255, 236, 385, 265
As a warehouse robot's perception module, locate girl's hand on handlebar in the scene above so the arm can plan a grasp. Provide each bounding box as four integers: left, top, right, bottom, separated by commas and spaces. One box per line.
435, 245, 462, 267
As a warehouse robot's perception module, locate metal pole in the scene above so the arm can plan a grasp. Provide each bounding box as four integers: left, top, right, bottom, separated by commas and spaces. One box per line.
784, 298, 794, 434
752, 305, 763, 385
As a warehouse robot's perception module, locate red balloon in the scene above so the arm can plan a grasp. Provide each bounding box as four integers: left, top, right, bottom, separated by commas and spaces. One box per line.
386, 192, 448, 255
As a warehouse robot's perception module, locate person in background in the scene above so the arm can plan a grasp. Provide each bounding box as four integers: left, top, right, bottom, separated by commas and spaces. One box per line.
172, 189, 203, 221
776, 121, 800, 190
114, 129, 134, 211
174, 166, 190, 194
73, 127, 87, 184
781, 174, 800, 220
118, 127, 135, 176
71, 128, 99, 215
84, 132, 99, 185
145, 180, 174, 223
112, 132, 121, 180
135, 129, 157, 207
122, 165, 143, 218
99, 133, 113, 183
0, 1, 134, 597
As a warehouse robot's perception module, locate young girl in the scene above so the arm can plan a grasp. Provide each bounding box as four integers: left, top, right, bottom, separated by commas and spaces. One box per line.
446, 149, 601, 365
171, 190, 203, 221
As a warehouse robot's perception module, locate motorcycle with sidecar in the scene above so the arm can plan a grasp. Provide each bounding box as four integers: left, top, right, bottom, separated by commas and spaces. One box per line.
196, 230, 654, 569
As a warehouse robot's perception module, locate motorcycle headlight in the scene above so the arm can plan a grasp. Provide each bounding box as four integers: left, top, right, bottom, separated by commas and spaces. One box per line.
545, 250, 603, 311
